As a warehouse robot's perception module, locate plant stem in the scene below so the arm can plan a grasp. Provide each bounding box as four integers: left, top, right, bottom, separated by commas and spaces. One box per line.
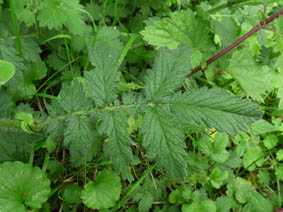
207, 0, 249, 14
8, 0, 23, 57
187, 9, 283, 78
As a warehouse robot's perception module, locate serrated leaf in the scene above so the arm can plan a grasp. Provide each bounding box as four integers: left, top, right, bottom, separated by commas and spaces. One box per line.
64, 115, 94, 165
85, 44, 120, 107
182, 200, 216, 212
263, 134, 278, 149
243, 147, 264, 171
21, 38, 41, 62
169, 87, 263, 136
141, 107, 187, 179
233, 177, 254, 204
144, 46, 191, 101
0, 161, 50, 211
212, 17, 239, 48
81, 169, 121, 210
257, 170, 270, 185
141, 10, 209, 49
276, 166, 283, 180
13, 0, 36, 26
99, 110, 134, 179
38, 0, 87, 35
229, 49, 275, 102
59, 80, 86, 113
248, 190, 273, 212
249, 119, 277, 135
215, 196, 232, 212
0, 60, 15, 86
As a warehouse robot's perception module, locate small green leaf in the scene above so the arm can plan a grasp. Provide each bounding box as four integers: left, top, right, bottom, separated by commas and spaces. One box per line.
248, 190, 273, 212
0, 60, 15, 86
243, 147, 264, 171
169, 189, 184, 204
15, 112, 34, 133
63, 183, 81, 204
263, 134, 278, 149
182, 200, 216, 212
276, 149, 283, 161
209, 168, 228, 189
81, 169, 122, 210
275, 166, 283, 180
0, 161, 50, 211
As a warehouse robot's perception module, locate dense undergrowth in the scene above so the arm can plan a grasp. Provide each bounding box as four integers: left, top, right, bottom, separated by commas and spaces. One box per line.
0, 0, 283, 211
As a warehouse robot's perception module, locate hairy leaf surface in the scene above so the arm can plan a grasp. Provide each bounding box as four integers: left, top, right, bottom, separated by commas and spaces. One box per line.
144, 46, 191, 101
141, 107, 187, 179
99, 110, 134, 178
169, 88, 263, 135
141, 10, 209, 49
85, 44, 120, 107
38, 0, 86, 34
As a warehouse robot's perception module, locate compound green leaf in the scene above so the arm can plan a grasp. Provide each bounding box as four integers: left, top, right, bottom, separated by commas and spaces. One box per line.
0, 161, 50, 212
81, 169, 122, 210
85, 44, 120, 107
141, 10, 209, 49
38, 0, 87, 34
141, 107, 187, 179
0, 60, 15, 86
169, 87, 263, 136
144, 45, 191, 101
229, 49, 275, 102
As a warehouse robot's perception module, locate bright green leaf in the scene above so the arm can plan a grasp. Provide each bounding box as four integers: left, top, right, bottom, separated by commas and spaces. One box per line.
243, 147, 264, 171
210, 167, 228, 189
141, 10, 209, 49
0, 161, 50, 212
81, 169, 122, 210
0, 60, 15, 86
38, 0, 87, 34
276, 149, 283, 161
182, 200, 216, 212
263, 134, 278, 149
229, 49, 275, 102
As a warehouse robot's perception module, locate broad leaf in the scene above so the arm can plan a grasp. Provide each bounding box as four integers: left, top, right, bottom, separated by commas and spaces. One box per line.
141, 10, 209, 49
0, 161, 50, 212
81, 169, 121, 210
209, 167, 228, 189
169, 87, 263, 136
229, 49, 275, 102
144, 46, 191, 101
141, 107, 187, 179
85, 44, 120, 107
38, 0, 87, 34
243, 147, 264, 171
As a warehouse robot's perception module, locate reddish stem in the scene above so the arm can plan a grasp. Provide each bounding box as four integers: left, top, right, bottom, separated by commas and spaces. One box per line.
186, 10, 283, 78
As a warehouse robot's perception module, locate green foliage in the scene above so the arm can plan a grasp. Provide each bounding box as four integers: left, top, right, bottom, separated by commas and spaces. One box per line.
81, 169, 122, 210
0, 60, 15, 86
0, 0, 282, 211
0, 161, 50, 212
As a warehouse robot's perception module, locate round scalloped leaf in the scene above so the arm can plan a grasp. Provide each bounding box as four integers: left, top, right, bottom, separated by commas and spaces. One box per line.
0, 161, 51, 212
81, 169, 122, 210
0, 60, 15, 86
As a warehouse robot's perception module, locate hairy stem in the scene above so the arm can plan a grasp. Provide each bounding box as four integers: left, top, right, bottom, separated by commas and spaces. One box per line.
187, 9, 283, 78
